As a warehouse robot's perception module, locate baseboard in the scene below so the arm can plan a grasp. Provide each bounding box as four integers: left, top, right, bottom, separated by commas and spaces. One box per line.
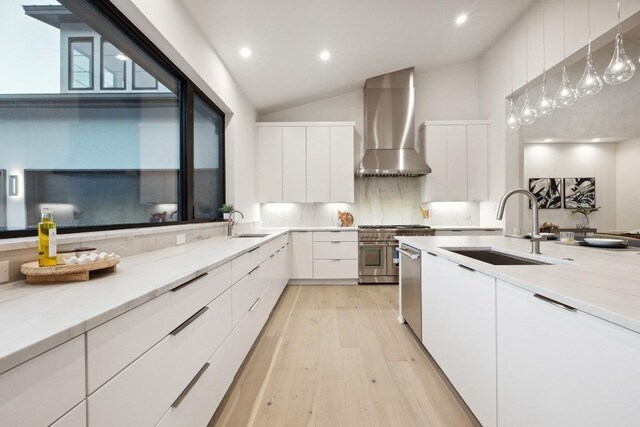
287, 279, 358, 285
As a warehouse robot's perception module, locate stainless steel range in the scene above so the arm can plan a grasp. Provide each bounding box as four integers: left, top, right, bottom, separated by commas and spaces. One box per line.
358, 225, 434, 284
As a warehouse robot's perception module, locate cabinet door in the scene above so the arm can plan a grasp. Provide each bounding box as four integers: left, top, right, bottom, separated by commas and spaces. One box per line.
330, 126, 354, 202
290, 231, 313, 279
421, 254, 496, 427
423, 125, 447, 201
466, 125, 488, 201
306, 127, 331, 202
497, 282, 640, 426
257, 126, 283, 202
445, 125, 467, 201
282, 127, 306, 202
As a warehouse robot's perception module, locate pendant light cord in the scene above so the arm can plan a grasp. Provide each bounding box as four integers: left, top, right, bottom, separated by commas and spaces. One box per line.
587, 0, 591, 43
525, 0, 529, 83
542, 0, 546, 76
617, 0, 621, 35
562, 0, 566, 59
510, 0, 515, 95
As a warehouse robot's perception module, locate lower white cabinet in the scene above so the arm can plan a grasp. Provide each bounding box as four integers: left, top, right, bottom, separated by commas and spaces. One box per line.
421, 253, 496, 427
88, 289, 234, 427
0, 335, 85, 427
51, 401, 86, 427
497, 282, 640, 426
290, 231, 313, 279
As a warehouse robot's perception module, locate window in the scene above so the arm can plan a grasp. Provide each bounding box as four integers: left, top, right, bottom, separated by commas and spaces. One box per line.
69, 38, 94, 90
1, 0, 225, 237
101, 39, 126, 89
133, 63, 158, 90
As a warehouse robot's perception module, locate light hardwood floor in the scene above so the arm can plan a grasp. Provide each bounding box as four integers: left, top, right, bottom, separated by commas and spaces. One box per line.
210, 285, 478, 427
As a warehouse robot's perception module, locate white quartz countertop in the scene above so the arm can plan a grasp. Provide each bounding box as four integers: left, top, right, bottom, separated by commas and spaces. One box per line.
397, 236, 640, 334
0, 230, 289, 375
262, 226, 357, 231
430, 226, 502, 230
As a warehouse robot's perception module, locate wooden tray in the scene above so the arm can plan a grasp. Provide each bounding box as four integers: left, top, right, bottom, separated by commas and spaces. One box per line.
21, 258, 120, 284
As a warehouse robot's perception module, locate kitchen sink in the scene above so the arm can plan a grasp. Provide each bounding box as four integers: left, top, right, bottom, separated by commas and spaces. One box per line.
444, 248, 551, 266
231, 233, 270, 238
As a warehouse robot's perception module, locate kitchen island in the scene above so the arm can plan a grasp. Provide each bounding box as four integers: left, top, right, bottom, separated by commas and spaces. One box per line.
397, 235, 640, 427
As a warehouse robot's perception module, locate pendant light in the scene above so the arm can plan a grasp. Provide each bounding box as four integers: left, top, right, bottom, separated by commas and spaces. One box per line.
576, 0, 603, 97
604, 1, 635, 85
518, 0, 537, 126
506, 4, 520, 132
535, 0, 554, 117
554, 0, 577, 108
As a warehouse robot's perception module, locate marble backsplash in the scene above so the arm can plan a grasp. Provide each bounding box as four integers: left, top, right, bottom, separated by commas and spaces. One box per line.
259, 177, 484, 227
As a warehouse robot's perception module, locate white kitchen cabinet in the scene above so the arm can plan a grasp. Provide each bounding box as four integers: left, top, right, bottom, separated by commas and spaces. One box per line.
282, 127, 306, 202
0, 336, 85, 427
306, 126, 331, 202
50, 401, 86, 427
421, 253, 496, 427
257, 123, 354, 203
290, 231, 313, 279
330, 126, 355, 202
257, 126, 283, 202
497, 282, 640, 427
420, 121, 489, 202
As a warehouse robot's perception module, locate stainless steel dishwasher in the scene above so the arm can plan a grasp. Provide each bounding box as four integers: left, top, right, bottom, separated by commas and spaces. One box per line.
399, 244, 421, 339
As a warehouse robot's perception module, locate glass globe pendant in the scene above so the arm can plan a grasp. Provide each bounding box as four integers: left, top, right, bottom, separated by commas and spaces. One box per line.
536, 75, 555, 117
518, 89, 537, 126
506, 98, 520, 131
576, 44, 603, 97
604, 34, 635, 84
554, 66, 577, 108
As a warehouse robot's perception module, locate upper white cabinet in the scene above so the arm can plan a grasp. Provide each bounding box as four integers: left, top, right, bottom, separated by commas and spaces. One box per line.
420, 121, 488, 202
257, 122, 355, 203
497, 282, 640, 426
257, 126, 283, 202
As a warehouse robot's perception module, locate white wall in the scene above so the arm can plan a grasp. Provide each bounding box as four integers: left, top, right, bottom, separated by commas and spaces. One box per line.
479, 0, 640, 232
109, 0, 259, 221
616, 137, 640, 231
523, 143, 617, 231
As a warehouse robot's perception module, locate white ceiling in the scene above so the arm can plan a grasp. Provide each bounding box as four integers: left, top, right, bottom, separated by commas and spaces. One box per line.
181, 0, 526, 114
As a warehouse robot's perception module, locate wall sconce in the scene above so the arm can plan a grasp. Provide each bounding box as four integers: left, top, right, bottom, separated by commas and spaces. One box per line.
8, 175, 18, 197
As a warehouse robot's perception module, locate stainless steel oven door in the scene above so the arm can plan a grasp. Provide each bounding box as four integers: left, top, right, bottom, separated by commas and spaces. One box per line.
359, 243, 387, 277
386, 243, 400, 278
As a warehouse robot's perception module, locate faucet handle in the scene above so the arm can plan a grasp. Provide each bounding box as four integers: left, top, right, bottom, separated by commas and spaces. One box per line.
530, 234, 547, 242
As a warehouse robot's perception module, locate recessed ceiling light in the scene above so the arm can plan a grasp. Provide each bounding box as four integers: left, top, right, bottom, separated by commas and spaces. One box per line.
320, 50, 331, 61
240, 47, 252, 58
115, 54, 129, 61
592, 138, 601, 142
456, 14, 468, 25
544, 138, 553, 142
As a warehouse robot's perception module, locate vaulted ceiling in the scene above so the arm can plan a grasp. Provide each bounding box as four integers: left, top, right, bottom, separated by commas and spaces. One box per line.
181, 0, 526, 114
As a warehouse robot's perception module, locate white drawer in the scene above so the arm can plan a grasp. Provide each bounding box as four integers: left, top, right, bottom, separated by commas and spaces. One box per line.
51, 401, 86, 427
313, 231, 358, 242
88, 289, 233, 427
314, 259, 358, 279
231, 235, 288, 284
86, 262, 231, 393
0, 336, 85, 427
232, 265, 263, 326
313, 241, 358, 260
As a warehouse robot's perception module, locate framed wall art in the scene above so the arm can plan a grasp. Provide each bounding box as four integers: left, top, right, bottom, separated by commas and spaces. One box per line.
528, 177, 562, 209
564, 177, 596, 208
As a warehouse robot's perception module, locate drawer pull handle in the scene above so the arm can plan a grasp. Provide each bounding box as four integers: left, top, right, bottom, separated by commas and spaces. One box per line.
170, 306, 209, 336
172, 363, 210, 408
248, 265, 261, 275
458, 264, 475, 272
270, 254, 275, 259
534, 294, 576, 312
248, 246, 261, 253
330, 241, 341, 244
171, 272, 208, 293
249, 297, 261, 312
427, 252, 437, 257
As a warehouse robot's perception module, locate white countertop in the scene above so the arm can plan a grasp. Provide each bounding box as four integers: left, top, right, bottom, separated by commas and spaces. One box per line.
430, 226, 502, 231
0, 230, 289, 375
397, 236, 640, 335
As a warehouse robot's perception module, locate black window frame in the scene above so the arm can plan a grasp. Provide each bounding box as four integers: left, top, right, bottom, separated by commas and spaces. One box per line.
132, 62, 159, 90
0, 0, 226, 238
100, 37, 127, 90
68, 37, 95, 91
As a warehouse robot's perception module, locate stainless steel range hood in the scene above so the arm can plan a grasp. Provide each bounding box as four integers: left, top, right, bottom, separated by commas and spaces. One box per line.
358, 67, 431, 177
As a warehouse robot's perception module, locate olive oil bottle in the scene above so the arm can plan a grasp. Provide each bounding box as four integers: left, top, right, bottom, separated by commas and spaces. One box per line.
38, 208, 57, 267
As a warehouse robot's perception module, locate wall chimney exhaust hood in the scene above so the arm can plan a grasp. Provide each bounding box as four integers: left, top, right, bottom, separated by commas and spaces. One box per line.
358, 67, 431, 177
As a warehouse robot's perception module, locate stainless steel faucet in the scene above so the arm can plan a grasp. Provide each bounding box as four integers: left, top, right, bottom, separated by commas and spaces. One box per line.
496, 189, 545, 254
227, 210, 244, 236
